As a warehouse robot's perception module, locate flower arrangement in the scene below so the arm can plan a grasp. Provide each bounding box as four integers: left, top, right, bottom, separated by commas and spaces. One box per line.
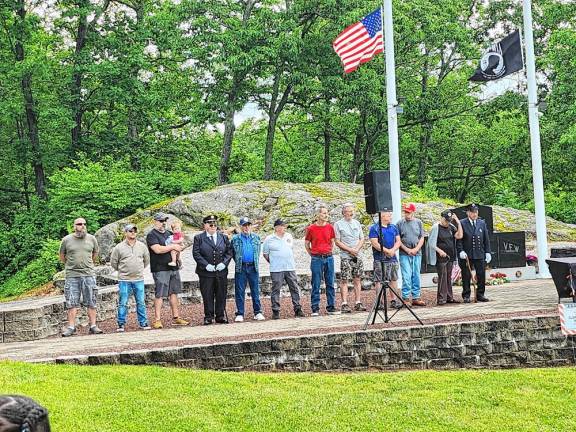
488, 272, 510, 285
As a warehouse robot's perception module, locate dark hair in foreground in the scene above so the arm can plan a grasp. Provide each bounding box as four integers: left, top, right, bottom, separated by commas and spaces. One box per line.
0, 395, 50, 432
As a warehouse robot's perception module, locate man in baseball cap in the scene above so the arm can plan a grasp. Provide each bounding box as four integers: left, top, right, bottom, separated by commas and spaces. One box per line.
146, 212, 189, 328
230, 216, 264, 322
396, 203, 425, 306
110, 223, 151, 331
153, 212, 169, 222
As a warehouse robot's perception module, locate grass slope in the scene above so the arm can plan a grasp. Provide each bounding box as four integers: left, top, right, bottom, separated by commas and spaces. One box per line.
1, 362, 575, 431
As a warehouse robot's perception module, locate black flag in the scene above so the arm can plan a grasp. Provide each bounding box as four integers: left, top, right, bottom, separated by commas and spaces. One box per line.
470, 31, 523, 82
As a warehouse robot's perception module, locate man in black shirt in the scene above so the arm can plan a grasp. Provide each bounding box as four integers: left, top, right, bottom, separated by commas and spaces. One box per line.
146, 212, 189, 329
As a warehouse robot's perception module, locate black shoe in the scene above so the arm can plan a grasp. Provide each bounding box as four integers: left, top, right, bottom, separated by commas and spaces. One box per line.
326, 306, 341, 315
390, 299, 403, 309
203, 318, 213, 325
463, 297, 471, 303
272, 310, 280, 320
477, 296, 490, 302
215, 317, 229, 324
294, 308, 305, 318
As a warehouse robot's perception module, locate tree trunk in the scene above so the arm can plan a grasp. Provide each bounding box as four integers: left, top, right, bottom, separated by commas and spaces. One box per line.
418, 123, 432, 186
219, 103, 236, 185
323, 121, 331, 181
15, 0, 47, 200
417, 53, 430, 187
70, 0, 110, 154
349, 112, 366, 183
264, 71, 292, 180
16, 117, 31, 210
218, 1, 256, 185
70, 0, 89, 154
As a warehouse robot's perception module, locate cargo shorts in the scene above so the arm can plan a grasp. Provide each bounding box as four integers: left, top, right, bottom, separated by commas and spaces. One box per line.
64, 276, 98, 309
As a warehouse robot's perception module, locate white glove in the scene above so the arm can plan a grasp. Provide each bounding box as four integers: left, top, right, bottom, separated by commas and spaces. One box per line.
485, 253, 491, 264
206, 264, 216, 272
459, 251, 467, 260
215, 263, 226, 271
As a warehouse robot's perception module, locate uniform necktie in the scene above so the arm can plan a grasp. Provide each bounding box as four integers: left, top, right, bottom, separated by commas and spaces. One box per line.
472, 221, 476, 231
212, 235, 216, 244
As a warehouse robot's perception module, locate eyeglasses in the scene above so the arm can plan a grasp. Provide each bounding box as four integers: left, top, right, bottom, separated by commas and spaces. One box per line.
75, 223, 86, 226
208, 223, 216, 227
128, 229, 137, 233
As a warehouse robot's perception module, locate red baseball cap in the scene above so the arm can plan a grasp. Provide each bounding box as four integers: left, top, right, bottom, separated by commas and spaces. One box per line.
403, 203, 417, 213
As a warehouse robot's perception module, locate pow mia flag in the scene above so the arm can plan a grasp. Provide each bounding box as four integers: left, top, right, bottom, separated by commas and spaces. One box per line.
470, 31, 523, 82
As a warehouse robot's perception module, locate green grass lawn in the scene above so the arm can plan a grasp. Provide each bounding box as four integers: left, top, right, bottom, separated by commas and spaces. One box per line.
1, 362, 575, 431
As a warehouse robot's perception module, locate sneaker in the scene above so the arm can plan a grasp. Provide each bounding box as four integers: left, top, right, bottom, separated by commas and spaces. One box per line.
326, 306, 341, 315
168, 261, 177, 267
354, 302, 367, 312
294, 308, 305, 318
272, 310, 280, 320
61, 326, 76, 337
253, 313, 265, 321
139, 325, 152, 330
172, 317, 189, 326
235, 315, 244, 323
390, 299, 403, 309
89, 325, 103, 335
116, 325, 125, 333
311, 310, 320, 317
341, 303, 352, 313
152, 320, 163, 329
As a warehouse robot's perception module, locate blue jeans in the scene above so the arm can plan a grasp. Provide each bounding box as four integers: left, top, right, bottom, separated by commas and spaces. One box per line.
310, 255, 336, 311
234, 263, 262, 316
399, 254, 422, 300
117, 280, 149, 327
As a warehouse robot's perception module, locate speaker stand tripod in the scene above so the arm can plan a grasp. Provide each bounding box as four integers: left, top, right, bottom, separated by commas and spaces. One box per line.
363, 212, 423, 330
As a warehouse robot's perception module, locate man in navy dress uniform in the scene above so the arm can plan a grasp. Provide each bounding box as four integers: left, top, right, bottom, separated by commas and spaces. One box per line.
457, 203, 492, 302
192, 215, 233, 325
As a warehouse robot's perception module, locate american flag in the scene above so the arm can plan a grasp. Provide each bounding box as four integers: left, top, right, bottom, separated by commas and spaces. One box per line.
333, 8, 384, 74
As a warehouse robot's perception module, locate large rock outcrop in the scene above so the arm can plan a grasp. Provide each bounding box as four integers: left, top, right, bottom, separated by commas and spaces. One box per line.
95, 181, 576, 261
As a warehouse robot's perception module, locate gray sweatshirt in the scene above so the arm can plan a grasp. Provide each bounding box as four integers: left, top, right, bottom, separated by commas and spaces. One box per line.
110, 239, 150, 281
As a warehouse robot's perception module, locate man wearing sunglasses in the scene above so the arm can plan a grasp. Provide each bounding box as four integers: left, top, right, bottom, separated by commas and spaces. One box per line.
59, 217, 103, 336
110, 224, 151, 332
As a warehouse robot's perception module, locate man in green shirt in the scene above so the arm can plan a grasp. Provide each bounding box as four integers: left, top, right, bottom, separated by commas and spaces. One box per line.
59, 217, 103, 337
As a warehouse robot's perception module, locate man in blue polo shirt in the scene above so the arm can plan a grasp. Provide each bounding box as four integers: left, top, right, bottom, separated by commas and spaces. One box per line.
231, 217, 264, 322
369, 209, 402, 308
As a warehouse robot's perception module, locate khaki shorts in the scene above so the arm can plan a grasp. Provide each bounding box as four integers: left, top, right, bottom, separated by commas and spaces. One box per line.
340, 257, 364, 281
373, 261, 398, 282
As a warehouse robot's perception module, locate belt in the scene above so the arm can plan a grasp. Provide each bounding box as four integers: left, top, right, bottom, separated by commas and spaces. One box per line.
242, 262, 255, 266
312, 253, 332, 258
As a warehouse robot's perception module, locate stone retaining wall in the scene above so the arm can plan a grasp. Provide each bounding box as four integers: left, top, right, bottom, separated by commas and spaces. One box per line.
0, 273, 372, 343
47, 316, 576, 371
0, 286, 120, 343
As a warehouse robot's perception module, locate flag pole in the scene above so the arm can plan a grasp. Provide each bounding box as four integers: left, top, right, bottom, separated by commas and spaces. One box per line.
522, 0, 550, 278
382, 0, 401, 224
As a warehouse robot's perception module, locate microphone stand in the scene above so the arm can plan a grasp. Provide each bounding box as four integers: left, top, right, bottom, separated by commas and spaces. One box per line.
364, 212, 423, 329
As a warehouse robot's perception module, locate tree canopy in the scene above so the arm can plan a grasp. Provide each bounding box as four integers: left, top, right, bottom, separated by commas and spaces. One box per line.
0, 0, 575, 294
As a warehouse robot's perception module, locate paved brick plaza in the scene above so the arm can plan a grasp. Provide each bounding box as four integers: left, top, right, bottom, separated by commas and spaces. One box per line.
0, 279, 559, 362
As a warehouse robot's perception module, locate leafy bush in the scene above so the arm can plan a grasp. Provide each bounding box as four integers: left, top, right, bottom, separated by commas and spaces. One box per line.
542, 184, 576, 224
408, 179, 440, 202
47, 157, 164, 232
0, 239, 62, 299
